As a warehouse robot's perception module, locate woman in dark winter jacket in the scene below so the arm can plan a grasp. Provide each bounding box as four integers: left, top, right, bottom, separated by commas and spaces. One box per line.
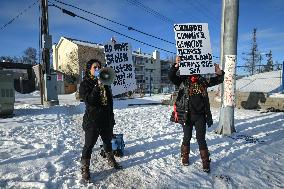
169, 56, 224, 172
79, 59, 121, 181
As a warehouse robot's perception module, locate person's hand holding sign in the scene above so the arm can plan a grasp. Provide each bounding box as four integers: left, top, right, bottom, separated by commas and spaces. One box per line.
175, 56, 181, 68
214, 63, 222, 75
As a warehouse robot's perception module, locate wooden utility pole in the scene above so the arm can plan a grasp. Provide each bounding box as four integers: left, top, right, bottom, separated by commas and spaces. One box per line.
41, 0, 50, 74
40, 0, 59, 106
215, 0, 239, 135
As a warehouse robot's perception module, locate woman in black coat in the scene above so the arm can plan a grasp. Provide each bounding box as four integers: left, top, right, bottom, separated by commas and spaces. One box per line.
79, 59, 121, 181
169, 56, 224, 172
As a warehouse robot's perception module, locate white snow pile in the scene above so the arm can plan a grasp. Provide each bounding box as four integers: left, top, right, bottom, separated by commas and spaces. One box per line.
0, 92, 283, 189
208, 70, 283, 93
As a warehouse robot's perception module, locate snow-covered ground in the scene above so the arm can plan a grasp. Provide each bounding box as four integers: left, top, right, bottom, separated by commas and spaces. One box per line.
0, 92, 283, 189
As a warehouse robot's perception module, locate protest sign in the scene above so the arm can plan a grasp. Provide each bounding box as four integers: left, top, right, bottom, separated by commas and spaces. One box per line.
174, 23, 214, 75
104, 41, 136, 95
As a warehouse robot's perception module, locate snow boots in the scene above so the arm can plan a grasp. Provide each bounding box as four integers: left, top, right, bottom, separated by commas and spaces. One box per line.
200, 148, 211, 173
81, 158, 90, 181
105, 151, 122, 169
181, 144, 190, 166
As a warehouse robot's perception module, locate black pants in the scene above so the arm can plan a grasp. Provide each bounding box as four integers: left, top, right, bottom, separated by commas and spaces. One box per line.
81, 126, 113, 159
182, 114, 207, 150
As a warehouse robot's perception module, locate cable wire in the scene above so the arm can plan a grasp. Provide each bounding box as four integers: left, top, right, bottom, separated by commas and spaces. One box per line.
50, 4, 176, 54
51, 3, 220, 58
50, 0, 175, 45
125, 0, 174, 24
0, 0, 39, 31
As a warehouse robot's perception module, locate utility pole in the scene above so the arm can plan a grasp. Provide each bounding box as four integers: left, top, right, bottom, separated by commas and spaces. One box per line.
41, 0, 59, 106
220, 0, 225, 70
217, 0, 225, 110
282, 61, 284, 93
41, 0, 50, 74
215, 0, 239, 135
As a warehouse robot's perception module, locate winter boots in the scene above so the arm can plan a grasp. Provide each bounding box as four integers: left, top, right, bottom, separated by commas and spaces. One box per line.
81, 158, 90, 181
180, 145, 211, 172
200, 148, 211, 173
105, 151, 122, 169
80, 151, 122, 181
181, 144, 190, 166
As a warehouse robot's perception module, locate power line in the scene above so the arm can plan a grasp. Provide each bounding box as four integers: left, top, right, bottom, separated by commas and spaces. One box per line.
50, 4, 176, 54
167, 0, 203, 22
192, 0, 220, 25
0, 0, 39, 31
50, 0, 175, 45
125, 0, 175, 24
167, 0, 220, 34
183, 0, 220, 33
51, 3, 220, 58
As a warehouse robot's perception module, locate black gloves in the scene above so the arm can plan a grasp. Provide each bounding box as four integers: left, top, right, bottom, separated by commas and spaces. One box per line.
206, 119, 213, 128
206, 114, 213, 128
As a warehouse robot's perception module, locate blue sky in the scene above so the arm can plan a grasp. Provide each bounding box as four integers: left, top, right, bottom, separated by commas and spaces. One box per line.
0, 0, 284, 72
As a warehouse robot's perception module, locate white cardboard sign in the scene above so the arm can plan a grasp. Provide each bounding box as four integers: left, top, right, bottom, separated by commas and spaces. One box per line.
174, 23, 214, 75
104, 41, 137, 96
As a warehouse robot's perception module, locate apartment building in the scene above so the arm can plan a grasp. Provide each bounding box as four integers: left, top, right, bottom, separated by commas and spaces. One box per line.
53, 37, 171, 94
132, 48, 161, 93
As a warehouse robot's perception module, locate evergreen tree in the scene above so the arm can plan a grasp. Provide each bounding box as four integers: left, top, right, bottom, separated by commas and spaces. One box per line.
243, 28, 260, 75
274, 61, 281, 70
263, 50, 273, 72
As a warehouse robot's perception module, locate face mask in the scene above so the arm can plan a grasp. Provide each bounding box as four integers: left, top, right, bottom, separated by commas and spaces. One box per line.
189, 75, 198, 83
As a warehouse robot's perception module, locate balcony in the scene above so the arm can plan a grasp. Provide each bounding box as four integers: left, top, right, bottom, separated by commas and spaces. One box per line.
135, 71, 145, 75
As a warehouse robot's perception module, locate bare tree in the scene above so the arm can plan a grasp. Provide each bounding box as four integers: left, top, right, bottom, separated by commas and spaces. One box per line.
23, 47, 37, 64
65, 50, 79, 84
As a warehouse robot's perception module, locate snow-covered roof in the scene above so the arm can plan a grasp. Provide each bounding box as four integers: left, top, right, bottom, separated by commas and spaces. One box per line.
236, 70, 282, 93
132, 51, 153, 58
65, 37, 104, 49
209, 70, 283, 93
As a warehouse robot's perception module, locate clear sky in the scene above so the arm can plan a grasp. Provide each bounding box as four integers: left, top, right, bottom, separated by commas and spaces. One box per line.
0, 0, 283, 72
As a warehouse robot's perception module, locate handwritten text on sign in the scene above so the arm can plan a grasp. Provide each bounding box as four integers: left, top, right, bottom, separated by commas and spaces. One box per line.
174, 23, 214, 75
104, 42, 136, 95
223, 55, 236, 107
